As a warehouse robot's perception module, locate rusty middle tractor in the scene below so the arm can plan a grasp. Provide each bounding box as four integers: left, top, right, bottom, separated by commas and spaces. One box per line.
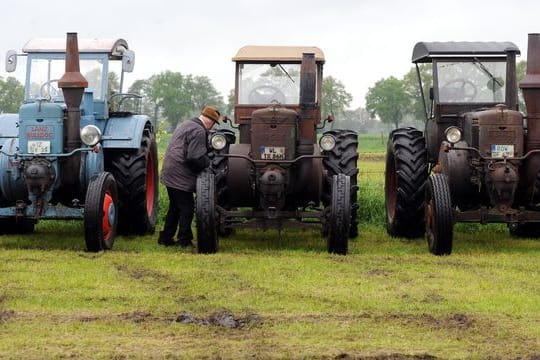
195, 46, 359, 254
385, 33, 540, 255
1, 33, 158, 251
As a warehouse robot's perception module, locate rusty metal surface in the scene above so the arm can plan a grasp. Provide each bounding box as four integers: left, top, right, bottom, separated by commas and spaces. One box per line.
250, 107, 297, 161
519, 33, 540, 201
226, 144, 254, 207
473, 105, 524, 158
58, 33, 88, 185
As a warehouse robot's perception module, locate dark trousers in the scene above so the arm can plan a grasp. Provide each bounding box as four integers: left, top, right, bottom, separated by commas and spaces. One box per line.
160, 187, 194, 242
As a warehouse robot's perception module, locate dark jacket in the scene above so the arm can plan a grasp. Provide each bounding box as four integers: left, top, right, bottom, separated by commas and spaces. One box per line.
160, 117, 210, 192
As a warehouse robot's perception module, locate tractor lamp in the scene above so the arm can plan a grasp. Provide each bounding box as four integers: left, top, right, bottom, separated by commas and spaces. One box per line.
445, 126, 462, 144
210, 133, 227, 150
80, 125, 102, 146
319, 134, 336, 151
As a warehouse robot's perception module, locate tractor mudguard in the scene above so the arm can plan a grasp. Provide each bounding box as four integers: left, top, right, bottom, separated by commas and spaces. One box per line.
101, 114, 152, 149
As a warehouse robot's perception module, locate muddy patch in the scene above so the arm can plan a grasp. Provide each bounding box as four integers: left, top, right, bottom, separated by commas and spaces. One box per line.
336, 354, 436, 360
115, 264, 172, 282
0, 310, 15, 323
365, 269, 392, 277
118, 311, 156, 323
359, 354, 437, 359
384, 313, 473, 330
175, 309, 262, 329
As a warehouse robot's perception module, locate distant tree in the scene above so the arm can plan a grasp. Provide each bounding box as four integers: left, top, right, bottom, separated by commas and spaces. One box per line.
365, 76, 409, 129
226, 89, 234, 118
402, 64, 432, 122
135, 71, 224, 130
108, 72, 120, 97
517, 60, 527, 112
0, 76, 24, 113
128, 77, 160, 121
184, 74, 224, 115
336, 107, 370, 132
322, 76, 352, 118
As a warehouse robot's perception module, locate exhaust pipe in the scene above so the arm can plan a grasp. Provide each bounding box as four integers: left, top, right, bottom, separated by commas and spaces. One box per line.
298, 53, 317, 154
58, 32, 88, 185
520, 33, 540, 200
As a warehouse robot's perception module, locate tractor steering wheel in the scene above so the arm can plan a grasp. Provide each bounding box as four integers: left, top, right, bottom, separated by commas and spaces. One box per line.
440, 79, 478, 102
39, 79, 61, 100
248, 85, 286, 104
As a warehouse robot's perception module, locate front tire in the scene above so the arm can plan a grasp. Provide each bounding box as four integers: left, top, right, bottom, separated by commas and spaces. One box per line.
322, 129, 359, 238
196, 171, 218, 254
327, 174, 351, 255
84, 172, 118, 252
426, 174, 453, 255
385, 127, 427, 238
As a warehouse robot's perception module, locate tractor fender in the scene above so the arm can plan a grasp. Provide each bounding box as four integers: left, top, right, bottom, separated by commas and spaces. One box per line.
79, 145, 105, 193
438, 140, 472, 207
0, 137, 27, 205
101, 114, 152, 149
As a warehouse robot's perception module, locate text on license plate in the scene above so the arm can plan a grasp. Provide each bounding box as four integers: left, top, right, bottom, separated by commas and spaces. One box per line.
260, 146, 285, 160
28, 140, 51, 154
491, 144, 514, 158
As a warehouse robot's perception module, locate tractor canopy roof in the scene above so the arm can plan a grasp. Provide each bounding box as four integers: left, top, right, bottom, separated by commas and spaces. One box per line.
233, 45, 325, 63
412, 41, 520, 63
22, 38, 129, 60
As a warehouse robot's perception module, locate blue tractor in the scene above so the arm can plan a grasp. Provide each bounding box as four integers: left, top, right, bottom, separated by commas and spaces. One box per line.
1, 32, 158, 251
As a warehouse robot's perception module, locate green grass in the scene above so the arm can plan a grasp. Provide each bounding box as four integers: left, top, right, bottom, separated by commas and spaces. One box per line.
1, 135, 540, 358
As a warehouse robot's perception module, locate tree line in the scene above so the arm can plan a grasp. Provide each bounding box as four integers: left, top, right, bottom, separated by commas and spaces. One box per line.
0, 60, 528, 132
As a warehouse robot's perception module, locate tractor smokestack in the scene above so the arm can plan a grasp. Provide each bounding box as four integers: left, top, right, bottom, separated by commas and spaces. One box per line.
520, 33, 540, 200
298, 53, 317, 154
58, 32, 88, 185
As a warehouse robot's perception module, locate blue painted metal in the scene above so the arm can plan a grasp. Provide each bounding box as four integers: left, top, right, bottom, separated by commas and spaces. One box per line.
0, 113, 20, 138
0, 37, 151, 231
18, 102, 65, 155
102, 114, 151, 149
80, 145, 104, 189
0, 138, 26, 204
0, 203, 83, 219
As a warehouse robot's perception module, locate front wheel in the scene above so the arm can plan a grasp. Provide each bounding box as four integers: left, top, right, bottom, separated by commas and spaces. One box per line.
426, 174, 453, 255
84, 172, 118, 252
196, 171, 218, 254
327, 174, 351, 255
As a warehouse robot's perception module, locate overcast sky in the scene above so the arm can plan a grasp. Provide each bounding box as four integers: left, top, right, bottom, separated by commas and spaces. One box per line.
1, 0, 539, 110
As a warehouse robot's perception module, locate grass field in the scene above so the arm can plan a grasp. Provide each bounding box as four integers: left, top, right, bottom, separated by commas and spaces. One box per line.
1, 134, 539, 359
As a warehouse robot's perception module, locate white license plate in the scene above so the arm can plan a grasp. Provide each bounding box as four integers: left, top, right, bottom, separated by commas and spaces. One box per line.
260, 146, 285, 160
28, 140, 51, 154
491, 144, 514, 158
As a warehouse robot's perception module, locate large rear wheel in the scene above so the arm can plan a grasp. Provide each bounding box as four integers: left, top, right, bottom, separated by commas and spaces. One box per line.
327, 174, 351, 255
196, 171, 218, 254
385, 127, 427, 238
106, 126, 158, 235
426, 174, 453, 256
84, 172, 118, 252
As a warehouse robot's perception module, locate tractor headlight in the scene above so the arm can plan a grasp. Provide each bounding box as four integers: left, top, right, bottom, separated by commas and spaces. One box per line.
80, 125, 102, 146
210, 133, 227, 150
319, 134, 336, 151
445, 126, 462, 144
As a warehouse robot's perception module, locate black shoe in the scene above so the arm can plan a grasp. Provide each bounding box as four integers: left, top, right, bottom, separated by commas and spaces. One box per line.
158, 238, 177, 246
178, 239, 194, 248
